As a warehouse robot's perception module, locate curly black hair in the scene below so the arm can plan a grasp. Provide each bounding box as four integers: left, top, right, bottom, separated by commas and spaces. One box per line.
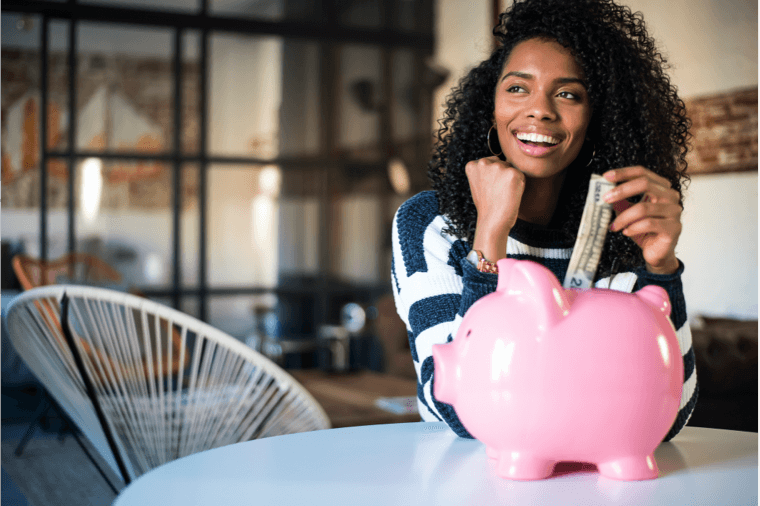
428, 0, 690, 279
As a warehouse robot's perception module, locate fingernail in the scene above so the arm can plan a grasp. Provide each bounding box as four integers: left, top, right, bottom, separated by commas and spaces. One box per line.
603, 191, 615, 202
609, 222, 617, 232
604, 171, 615, 181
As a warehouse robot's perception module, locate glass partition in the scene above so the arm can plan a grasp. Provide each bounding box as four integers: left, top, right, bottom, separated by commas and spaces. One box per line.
1, 0, 434, 345
338, 44, 382, 160
74, 158, 173, 290
208, 34, 282, 160
207, 164, 281, 288
75, 22, 173, 155
1, 13, 42, 257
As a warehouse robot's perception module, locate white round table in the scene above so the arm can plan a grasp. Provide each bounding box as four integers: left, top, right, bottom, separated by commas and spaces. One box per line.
114, 423, 757, 506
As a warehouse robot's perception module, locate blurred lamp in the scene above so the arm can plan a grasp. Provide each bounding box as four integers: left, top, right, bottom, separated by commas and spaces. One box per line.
81, 157, 103, 227
388, 157, 411, 195
341, 302, 366, 334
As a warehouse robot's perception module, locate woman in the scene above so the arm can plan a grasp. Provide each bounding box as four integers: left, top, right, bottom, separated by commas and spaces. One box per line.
391, 0, 697, 441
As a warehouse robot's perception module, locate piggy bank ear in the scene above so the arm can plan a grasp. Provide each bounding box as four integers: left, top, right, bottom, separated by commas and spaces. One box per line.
495, 258, 520, 293
635, 285, 672, 317
496, 258, 571, 329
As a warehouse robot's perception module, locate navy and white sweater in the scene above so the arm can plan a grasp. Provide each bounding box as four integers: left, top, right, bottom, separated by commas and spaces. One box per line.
391, 191, 698, 442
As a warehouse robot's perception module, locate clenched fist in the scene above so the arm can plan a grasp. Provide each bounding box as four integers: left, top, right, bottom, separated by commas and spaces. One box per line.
465, 156, 526, 263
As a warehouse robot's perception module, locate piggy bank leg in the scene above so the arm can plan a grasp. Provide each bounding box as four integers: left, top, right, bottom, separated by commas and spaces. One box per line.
486, 446, 498, 460
495, 451, 555, 480
597, 454, 659, 480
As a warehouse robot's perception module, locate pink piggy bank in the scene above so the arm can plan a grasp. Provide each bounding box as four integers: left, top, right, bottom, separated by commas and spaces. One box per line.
432, 258, 682, 481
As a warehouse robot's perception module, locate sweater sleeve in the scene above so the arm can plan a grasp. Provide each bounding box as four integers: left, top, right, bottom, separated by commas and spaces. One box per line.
633, 261, 699, 441
390, 192, 495, 437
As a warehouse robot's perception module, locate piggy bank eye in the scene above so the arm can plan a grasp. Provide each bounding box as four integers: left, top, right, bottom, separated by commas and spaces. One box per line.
466, 329, 472, 338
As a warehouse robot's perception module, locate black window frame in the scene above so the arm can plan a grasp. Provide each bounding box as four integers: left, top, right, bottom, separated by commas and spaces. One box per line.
1, 0, 434, 331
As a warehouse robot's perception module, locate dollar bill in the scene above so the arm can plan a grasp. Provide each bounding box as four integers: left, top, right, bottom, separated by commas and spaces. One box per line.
563, 174, 616, 289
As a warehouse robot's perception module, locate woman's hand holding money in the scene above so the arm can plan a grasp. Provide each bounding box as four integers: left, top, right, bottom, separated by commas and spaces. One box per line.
466, 156, 525, 264
603, 166, 682, 275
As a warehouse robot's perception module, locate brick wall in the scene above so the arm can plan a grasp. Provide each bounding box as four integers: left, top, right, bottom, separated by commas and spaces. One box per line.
684, 87, 758, 175
1, 49, 200, 210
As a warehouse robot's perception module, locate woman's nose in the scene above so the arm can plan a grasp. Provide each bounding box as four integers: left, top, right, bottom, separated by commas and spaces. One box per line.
526, 93, 557, 120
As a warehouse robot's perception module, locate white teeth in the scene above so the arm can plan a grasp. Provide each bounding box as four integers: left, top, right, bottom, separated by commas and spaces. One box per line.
516, 132, 560, 144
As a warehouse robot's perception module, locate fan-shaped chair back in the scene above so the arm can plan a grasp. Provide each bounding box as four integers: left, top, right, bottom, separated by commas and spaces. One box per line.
5, 285, 331, 483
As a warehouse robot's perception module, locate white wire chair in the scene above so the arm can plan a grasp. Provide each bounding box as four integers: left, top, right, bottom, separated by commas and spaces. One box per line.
5, 285, 331, 484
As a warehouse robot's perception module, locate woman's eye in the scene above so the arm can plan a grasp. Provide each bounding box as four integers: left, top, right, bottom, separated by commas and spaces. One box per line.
506, 85, 525, 93
558, 91, 579, 100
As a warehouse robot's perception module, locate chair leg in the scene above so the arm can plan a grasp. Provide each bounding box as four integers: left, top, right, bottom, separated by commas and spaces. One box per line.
14, 392, 52, 456
14, 388, 123, 495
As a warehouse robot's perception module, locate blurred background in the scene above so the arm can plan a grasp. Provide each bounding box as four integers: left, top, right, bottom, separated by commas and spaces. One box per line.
1, 0, 446, 374
0, 0, 756, 502
1, 0, 756, 430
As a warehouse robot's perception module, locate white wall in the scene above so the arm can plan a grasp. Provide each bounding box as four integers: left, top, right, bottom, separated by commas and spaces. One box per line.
624, 0, 757, 99
432, 0, 493, 132
432, 0, 758, 320
679, 173, 758, 318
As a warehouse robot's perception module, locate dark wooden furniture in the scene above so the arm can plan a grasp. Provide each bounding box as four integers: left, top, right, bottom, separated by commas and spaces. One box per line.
289, 369, 420, 428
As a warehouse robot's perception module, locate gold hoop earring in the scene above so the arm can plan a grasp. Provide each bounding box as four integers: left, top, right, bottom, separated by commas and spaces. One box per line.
585, 144, 596, 167
487, 125, 502, 156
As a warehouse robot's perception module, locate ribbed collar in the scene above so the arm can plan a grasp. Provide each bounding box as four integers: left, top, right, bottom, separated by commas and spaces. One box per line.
509, 218, 576, 249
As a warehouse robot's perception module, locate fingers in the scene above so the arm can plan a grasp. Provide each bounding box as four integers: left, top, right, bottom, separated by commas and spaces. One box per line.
602, 166, 679, 206
610, 201, 682, 233
603, 166, 671, 188
615, 214, 682, 240
601, 166, 682, 275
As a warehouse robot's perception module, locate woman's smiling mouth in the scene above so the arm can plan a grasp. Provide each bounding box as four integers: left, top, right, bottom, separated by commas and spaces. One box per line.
514, 131, 561, 156
515, 132, 560, 145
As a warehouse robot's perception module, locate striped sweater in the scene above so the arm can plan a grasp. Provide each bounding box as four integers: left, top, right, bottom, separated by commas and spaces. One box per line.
391, 191, 698, 442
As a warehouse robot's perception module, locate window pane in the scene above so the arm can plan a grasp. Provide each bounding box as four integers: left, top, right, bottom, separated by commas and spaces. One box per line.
279, 40, 322, 157
391, 49, 416, 143
208, 294, 276, 341
338, 0, 382, 29
48, 21, 70, 153
47, 158, 70, 259
76, 22, 173, 155
179, 296, 201, 320
182, 30, 201, 155
207, 164, 281, 288
338, 44, 382, 160
393, 0, 416, 32
80, 0, 200, 13
75, 158, 173, 290
330, 192, 382, 284
181, 163, 200, 287
2, 13, 42, 257
209, 34, 282, 159
278, 168, 322, 276
211, 0, 325, 23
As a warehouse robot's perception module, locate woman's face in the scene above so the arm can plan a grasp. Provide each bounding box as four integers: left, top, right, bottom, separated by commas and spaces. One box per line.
494, 37, 592, 180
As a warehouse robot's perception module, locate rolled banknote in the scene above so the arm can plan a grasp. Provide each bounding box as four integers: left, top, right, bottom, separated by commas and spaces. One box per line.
563, 174, 616, 289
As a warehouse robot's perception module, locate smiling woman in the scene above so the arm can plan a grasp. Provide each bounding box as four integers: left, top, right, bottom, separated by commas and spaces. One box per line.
494, 39, 591, 180
391, 0, 697, 445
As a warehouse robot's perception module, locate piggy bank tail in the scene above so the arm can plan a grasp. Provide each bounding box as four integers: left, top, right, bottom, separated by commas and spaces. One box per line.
432, 343, 457, 405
